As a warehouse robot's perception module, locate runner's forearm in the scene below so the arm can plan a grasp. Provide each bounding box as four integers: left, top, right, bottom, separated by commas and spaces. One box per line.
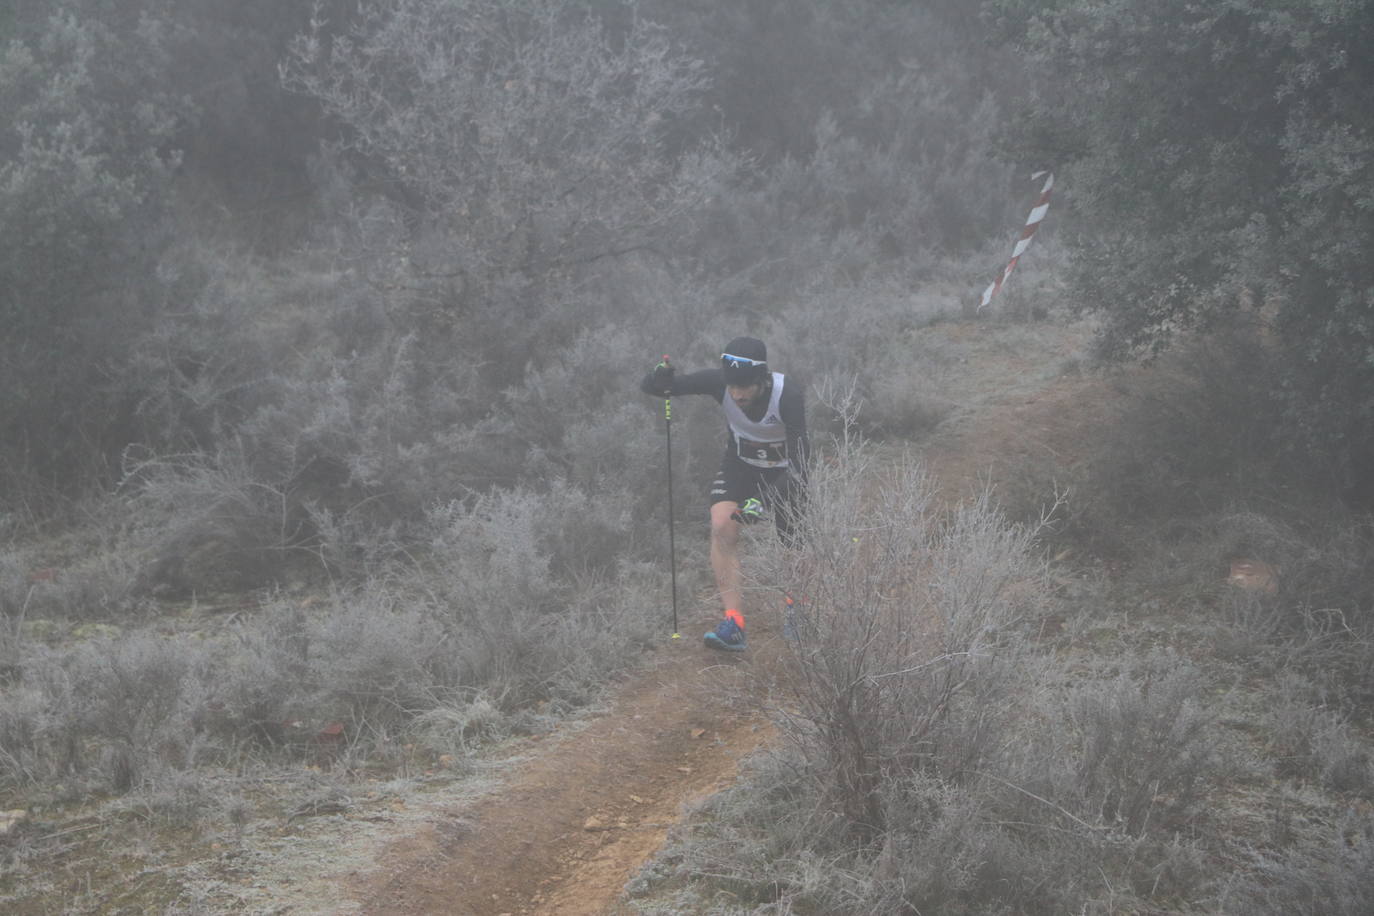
640, 368, 726, 401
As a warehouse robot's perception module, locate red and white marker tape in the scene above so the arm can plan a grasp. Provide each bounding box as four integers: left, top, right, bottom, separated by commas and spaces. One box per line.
979, 170, 1054, 311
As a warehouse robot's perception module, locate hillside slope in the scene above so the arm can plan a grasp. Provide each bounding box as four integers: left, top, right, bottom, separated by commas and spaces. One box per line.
250, 318, 1099, 915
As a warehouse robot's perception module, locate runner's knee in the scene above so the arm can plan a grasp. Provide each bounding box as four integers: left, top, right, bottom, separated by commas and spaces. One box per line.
710, 504, 741, 547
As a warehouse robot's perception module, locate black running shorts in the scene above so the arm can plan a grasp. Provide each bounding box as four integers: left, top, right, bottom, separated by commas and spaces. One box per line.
709, 454, 804, 543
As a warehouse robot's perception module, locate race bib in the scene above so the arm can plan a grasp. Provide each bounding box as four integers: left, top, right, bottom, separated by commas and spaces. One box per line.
736, 437, 787, 467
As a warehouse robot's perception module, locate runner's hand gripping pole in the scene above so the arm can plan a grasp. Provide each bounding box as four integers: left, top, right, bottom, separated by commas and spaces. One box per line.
656, 356, 680, 639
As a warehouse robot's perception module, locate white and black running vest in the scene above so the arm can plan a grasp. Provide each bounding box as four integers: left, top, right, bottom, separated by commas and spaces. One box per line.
723, 372, 790, 468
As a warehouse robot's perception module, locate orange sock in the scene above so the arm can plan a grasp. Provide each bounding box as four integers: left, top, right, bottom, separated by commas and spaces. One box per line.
725, 608, 745, 629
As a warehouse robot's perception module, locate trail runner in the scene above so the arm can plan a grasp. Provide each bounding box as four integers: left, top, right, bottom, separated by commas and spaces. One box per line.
641, 336, 809, 651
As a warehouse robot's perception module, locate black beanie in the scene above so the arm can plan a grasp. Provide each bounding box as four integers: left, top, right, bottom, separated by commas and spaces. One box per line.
721, 336, 768, 384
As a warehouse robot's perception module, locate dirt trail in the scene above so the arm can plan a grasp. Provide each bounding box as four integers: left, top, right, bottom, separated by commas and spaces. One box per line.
350, 624, 785, 916
340, 322, 1100, 915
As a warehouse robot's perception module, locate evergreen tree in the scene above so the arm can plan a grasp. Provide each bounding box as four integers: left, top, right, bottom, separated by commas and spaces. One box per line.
999, 0, 1374, 489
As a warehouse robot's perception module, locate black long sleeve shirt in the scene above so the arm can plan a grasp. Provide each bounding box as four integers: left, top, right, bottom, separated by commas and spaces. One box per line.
641, 368, 809, 481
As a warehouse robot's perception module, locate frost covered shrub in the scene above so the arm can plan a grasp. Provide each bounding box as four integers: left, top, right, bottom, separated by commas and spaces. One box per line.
115, 261, 704, 588
119, 246, 288, 458
424, 479, 639, 611
1224, 817, 1374, 916
746, 438, 1052, 838
4, 632, 214, 793
194, 549, 668, 765
284, 0, 729, 394
308, 590, 459, 725
1065, 652, 1218, 835
117, 768, 225, 829
638, 434, 1228, 913
757, 275, 964, 440
503, 325, 669, 489
420, 478, 657, 704
1266, 676, 1373, 796
0, 686, 47, 788
637, 747, 1118, 914
426, 490, 566, 619
0, 550, 31, 622
74, 633, 214, 790
119, 306, 448, 590
671, 0, 1020, 299
209, 591, 470, 757
121, 443, 318, 596
410, 694, 508, 758
208, 600, 316, 752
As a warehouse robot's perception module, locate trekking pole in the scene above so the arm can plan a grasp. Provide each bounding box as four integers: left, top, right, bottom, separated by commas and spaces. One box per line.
660, 355, 681, 640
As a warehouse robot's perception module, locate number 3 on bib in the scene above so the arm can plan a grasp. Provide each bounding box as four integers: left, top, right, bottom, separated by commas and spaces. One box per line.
737, 437, 786, 467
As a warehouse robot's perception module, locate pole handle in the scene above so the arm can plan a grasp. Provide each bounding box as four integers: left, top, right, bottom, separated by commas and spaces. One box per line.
660, 355, 673, 421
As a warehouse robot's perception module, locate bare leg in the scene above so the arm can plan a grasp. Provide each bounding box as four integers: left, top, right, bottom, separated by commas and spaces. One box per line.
709, 501, 744, 617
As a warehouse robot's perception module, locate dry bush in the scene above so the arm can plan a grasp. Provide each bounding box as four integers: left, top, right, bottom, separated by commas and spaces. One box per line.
632, 429, 1232, 913
68, 632, 216, 792
419, 480, 661, 706
1265, 672, 1373, 796
744, 437, 1052, 836
1064, 652, 1218, 835
0, 548, 666, 799
213, 590, 476, 763
410, 694, 508, 758
640, 435, 1071, 912
1221, 815, 1374, 915
306, 589, 461, 729
0, 685, 46, 789
116, 769, 227, 829
121, 445, 320, 597
1049, 324, 1289, 573
1113, 509, 1374, 703
0, 631, 214, 794
1, 593, 451, 793
1075, 324, 1297, 529
755, 275, 964, 441
634, 725, 1213, 914
209, 600, 314, 753
113, 270, 718, 593
0, 513, 145, 623
0, 550, 32, 621
0, 322, 693, 790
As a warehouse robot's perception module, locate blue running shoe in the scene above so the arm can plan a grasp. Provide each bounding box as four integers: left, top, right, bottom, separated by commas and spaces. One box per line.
704, 616, 747, 652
